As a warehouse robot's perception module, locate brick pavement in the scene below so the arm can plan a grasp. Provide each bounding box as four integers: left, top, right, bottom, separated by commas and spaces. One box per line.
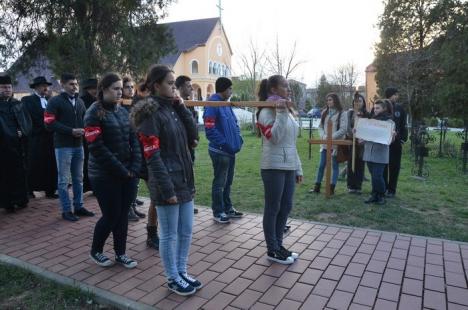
1, 194, 468, 310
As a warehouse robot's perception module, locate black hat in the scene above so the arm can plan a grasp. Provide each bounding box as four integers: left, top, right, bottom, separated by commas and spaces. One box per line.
81, 78, 98, 90
0, 75, 12, 85
385, 87, 398, 99
29, 76, 52, 88
215, 77, 232, 93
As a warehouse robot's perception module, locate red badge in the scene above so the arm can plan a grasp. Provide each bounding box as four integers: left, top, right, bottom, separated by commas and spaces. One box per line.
138, 134, 160, 159
257, 123, 272, 139
43, 112, 56, 124
204, 116, 216, 129
84, 126, 102, 143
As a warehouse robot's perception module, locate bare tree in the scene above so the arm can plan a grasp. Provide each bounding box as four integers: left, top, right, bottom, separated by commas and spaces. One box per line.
238, 39, 267, 100
266, 35, 305, 79
329, 63, 359, 108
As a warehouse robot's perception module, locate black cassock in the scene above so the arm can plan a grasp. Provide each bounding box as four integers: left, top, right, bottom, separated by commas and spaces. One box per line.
0, 97, 31, 209
22, 94, 57, 194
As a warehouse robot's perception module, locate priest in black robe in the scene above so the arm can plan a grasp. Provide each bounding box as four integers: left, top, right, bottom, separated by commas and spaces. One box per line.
22, 76, 58, 198
0, 75, 32, 212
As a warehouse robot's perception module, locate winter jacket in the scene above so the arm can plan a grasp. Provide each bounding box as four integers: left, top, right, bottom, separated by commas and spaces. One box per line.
131, 96, 197, 205
203, 93, 243, 157
390, 102, 408, 144
363, 114, 395, 164
318, 108, 347, 155
45, 92, 86, 148
257, 96, 302, 175
84, 102, 141, 179
0, 97, 31, 144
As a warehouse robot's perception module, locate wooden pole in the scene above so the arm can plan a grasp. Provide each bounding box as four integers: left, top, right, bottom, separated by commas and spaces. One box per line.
325, 120, 333, 197
185, 100, 282, 108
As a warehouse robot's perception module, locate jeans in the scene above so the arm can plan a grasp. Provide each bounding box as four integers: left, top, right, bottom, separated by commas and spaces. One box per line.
261, 169, 296, 252
55, 147, 84, 212
367, 162, 386, 195
315, 149, 339, 185
209, 151, 235, 217
157, 200, 194, 281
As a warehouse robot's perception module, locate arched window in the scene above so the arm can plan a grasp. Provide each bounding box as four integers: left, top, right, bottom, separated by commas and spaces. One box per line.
191, 60, 199, 74
209, 61, 213, 74
213, 63, 218, 75
226, 66, 230, 77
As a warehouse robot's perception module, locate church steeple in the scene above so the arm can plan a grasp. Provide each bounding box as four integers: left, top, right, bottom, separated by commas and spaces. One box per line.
216, 0, 224, 23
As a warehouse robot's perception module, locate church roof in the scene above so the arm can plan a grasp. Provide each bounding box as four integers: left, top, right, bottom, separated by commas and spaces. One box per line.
160, 17, 225, 66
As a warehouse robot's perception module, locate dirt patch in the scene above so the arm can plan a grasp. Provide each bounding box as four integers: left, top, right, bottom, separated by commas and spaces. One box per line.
316, 212, 338, 221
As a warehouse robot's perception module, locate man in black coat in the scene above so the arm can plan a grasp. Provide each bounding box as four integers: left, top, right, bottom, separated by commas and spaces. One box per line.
22, 76, 58, 199
384, 87, 408, 197
0, 75, 32, 212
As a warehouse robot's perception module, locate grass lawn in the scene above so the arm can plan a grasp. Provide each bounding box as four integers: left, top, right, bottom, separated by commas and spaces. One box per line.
0, 264, 109, 310
140, 129, 468, 242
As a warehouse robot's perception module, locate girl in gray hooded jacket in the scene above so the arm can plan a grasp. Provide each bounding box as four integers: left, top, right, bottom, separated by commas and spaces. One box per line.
256, 75, 303, 265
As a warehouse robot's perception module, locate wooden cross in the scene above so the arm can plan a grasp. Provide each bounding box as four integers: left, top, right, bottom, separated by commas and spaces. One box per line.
309, 120, 352, 198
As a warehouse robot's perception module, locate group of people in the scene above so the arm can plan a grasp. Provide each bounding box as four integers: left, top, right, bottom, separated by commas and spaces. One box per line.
310, 87, 408, 205
0, 64, 407, 296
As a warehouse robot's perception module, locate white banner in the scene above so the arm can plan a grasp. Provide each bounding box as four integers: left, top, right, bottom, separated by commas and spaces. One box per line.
355, 118, 395, 145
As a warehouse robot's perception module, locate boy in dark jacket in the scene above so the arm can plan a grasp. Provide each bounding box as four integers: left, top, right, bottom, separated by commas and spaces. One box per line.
203, 77, 243, 224
45, 73, 94, 221
383, 87, 408, 197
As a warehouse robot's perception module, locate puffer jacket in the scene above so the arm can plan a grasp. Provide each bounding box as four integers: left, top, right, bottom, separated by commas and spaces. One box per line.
84, 101, 141, 179
257, 96, 302, 176
131, 96, 197, 205
319, 108, 347, 155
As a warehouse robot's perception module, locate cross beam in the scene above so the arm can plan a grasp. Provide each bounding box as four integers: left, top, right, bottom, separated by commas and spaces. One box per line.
309, 120, 352, 198
185, 100, 282, 108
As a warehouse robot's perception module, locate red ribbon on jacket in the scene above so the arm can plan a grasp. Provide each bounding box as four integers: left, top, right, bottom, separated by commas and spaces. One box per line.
138, 134, 160, 159
204, 116, 216, 129
43, 112, 56, 125
256, 123, 272, 140
84, 126, 102, 143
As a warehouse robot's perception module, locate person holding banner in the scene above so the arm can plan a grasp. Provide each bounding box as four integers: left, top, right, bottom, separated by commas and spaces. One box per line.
346, 92, 369, 194
132, 65, 200, 296
256, 75, 302, 265
361, 99, 395, 205
310, 93, 347, 195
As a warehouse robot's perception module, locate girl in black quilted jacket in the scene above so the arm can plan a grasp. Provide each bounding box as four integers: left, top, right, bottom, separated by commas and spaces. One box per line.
84, 73, 141, 269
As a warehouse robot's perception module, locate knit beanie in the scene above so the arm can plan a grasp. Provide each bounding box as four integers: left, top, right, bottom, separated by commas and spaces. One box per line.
385, 87, 398, 99
215, 77, 232, 93
0, 75, 12, 85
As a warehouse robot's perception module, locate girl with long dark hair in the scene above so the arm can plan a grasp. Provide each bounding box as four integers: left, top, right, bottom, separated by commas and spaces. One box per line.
85, 72, 141, 268
310, 93, 347, 195
131, 65, 200, 296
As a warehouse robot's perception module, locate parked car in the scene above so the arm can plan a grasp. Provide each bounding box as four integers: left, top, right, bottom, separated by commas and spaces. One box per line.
307, 108, 321, 118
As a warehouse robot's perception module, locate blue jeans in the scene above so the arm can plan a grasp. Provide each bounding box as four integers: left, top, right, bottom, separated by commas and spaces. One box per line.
367, 162, 386, 195
157, 200, 194, 281
315, 149, 339, 185
209, 151, 235, 217
55, 147, 84, 212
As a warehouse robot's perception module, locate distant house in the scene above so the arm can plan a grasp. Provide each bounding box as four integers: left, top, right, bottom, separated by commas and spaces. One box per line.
160, 17, 233, 100
9, 17, 232, 100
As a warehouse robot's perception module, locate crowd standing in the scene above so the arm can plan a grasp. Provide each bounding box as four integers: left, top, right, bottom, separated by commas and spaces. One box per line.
0, 64, 407, 295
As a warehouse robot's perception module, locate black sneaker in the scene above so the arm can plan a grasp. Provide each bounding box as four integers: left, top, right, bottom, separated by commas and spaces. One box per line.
364, 193, 378, 204
90, 252, 113, 267
213, 214, 230, 224
179, 272, 203, 289
226, 209, 243, 218
385, 191, 396, 198
133, 207, 146, 218
194, 208, 199, 214
74, 207, 95, 217
283, 225, 291, 233
62, 211, 79, 222
167, 278, 196, 296
279, 246, 299, 260
115, 254, 138, 269
267, 250, 295, 265
135, 198, 144, 206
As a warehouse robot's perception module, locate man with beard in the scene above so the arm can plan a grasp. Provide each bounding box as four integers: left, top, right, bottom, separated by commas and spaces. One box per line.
80, 78, 98, 193
22, 76, 58, 199
0, 75, 31, 212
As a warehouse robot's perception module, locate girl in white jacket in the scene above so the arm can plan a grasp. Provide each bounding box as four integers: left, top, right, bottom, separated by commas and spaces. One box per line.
256, 75, 303, 265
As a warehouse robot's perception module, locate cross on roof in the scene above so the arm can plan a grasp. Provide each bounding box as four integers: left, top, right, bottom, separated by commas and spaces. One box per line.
216, 0, 224, 23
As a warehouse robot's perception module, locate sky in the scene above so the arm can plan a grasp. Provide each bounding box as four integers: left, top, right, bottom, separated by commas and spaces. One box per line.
162, 0, 385, 88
